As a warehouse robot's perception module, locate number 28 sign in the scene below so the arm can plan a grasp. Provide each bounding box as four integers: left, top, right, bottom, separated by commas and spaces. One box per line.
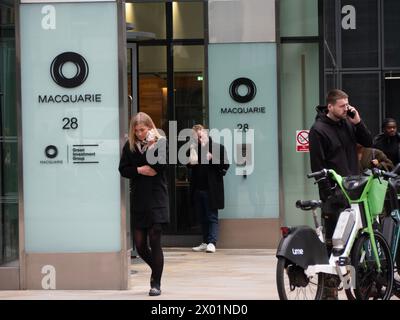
296, 130, 309, 153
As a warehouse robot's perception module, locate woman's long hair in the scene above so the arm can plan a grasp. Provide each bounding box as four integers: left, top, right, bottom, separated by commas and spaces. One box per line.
128, 112, 161, 151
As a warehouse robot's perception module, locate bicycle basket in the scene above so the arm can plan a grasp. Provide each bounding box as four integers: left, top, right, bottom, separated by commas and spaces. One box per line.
368, 178, 388, 217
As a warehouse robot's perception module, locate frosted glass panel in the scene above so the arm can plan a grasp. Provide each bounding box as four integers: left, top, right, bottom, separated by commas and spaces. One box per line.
208, 0, 275, 43
20, 2, 121, 252
208, 43, 279, 219
173, 2, 204, 39
280, 43, 320, 226
280, 0, 318, 37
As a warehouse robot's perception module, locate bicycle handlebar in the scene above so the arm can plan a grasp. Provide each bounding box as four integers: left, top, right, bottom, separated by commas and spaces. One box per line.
381, 170, 398, 179
307, 169, 328, 179
391, 163, 400, 175
370, 167, 398, 179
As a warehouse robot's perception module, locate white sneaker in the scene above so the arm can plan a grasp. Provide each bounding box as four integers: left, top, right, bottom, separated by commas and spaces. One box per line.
206, 243, 216, 253
192, 243, 207, 252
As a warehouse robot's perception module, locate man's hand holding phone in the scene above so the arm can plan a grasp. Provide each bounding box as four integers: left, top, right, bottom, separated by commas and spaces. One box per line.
346, 104, 361, 124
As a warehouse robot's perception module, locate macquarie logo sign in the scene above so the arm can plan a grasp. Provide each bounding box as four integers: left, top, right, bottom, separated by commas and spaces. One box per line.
38, 51, 102, 104
220, 77, 266, 115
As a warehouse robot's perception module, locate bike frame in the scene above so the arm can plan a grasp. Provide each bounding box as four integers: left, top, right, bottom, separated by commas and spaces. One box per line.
305, 169, 387, 283
330, 170, 384, 272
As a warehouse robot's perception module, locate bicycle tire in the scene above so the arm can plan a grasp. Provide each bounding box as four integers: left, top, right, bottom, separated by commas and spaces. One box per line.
352, 232, 394, 300
276, 257, 324, 300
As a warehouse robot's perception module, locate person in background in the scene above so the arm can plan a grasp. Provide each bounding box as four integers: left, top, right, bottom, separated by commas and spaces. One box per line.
356, 143, 394, 173
119, 112, 169, 296
373, 118, 400, 166
188, 124, 229, 254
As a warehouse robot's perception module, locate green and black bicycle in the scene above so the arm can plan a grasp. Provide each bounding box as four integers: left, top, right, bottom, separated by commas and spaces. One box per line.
276, 168, 394, 300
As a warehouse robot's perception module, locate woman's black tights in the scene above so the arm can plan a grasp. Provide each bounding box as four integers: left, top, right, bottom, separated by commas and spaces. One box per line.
134, 224, 164, 289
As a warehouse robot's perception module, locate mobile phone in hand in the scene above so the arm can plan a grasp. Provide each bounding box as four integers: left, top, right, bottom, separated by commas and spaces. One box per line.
347, 109, 355, 119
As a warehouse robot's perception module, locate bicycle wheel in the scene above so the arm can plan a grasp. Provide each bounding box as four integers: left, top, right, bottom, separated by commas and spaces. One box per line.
394, 251, 400, 298
352, 232, 393, 300
276, 257, 324, 300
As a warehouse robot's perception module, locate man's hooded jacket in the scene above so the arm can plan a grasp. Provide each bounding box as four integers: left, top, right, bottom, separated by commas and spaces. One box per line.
309, 105, 373, 200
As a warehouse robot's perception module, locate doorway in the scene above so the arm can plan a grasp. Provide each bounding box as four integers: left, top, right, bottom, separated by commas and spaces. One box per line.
125, 1, 206, 245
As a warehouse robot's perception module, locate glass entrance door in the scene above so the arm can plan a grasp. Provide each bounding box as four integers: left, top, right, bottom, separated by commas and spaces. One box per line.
126, 1, 205, 244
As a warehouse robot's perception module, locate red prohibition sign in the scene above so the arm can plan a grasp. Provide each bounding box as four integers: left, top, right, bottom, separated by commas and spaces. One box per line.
297, 130, 309, 145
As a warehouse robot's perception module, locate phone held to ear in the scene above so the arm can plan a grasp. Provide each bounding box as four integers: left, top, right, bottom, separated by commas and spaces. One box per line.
347, 109, 355, 119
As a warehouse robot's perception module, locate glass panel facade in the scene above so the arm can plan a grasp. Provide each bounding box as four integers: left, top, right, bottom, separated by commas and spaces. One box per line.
280, 1, 321, 227
20, 2, 121, 252
324, 0, 337, 70
280, 0, 318, 37
384, 75, 400, 121
341, 0, 379, 69
0, 203, 18, 266
138, 46, 167, 130
209, 43, 279, 219
173, 2, 204, 39
174, 45, 204, 132
174, 45, 204, 234
341, 73, 380, 136
383, 0, 400, 67
0, 0, 17, 266
208, 0, 275, 43
280, 43, 320, 226
125, 3, 166, 39
135, 2, 205, 236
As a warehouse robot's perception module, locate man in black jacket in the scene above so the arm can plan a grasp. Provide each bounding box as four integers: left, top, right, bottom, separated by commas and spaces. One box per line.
373, 118, 400, 166
188, 125, 229, 253
309, 89, 373, 299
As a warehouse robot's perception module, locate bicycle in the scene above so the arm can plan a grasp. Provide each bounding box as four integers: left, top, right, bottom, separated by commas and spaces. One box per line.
380, 165, 400, 297
346, 165, 400, 300
276, 168, 394, 300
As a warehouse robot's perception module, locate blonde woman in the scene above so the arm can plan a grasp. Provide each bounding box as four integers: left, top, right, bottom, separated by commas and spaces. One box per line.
119, 112, 169, 296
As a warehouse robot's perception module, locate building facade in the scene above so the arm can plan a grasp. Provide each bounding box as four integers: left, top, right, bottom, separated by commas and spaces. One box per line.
0, 0, 399, 289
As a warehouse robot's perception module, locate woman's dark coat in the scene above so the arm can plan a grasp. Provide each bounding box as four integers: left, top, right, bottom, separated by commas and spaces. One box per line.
118, 138, 169, 227
187, 138, 230, 210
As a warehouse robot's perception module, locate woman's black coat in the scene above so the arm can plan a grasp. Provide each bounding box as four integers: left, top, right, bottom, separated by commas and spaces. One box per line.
118, 138, 169, 226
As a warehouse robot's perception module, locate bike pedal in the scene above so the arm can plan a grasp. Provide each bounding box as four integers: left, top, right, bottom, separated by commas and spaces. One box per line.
338, 256, 351, 266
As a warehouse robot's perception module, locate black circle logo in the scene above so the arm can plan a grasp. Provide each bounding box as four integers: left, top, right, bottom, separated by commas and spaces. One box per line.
229, 77, 257, 103
45, 145, 58, 159
50, 52, 89, 88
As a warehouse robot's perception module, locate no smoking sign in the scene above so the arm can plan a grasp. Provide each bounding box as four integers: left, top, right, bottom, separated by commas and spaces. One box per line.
296, 130, 309, 152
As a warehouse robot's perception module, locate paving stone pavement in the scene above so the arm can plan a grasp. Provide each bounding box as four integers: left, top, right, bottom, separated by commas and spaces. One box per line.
0, 248, 397, 300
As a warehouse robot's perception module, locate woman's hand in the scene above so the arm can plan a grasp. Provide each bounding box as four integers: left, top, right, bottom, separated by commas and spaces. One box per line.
138, 165, 157, 176
371, 159, 379, 167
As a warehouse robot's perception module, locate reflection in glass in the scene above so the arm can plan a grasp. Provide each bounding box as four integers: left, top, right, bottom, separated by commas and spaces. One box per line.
280, 0, 318, 37
383, 0, 400, 67
138, 46, 167, 130
0, 203, 18, 266
125, 3, 166, 39
174, 45, 204, 133
173, 45, 204, 235
342, 73, 380, 136
341, 0, 379, 68
173, 2, 204, 39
